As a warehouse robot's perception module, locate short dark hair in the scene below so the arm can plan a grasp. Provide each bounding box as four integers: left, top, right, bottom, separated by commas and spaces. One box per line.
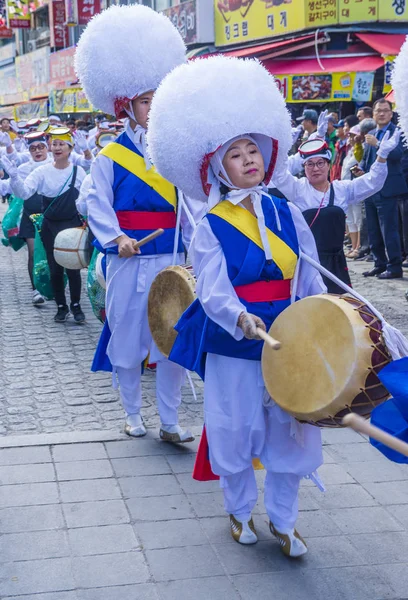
66, 119, 76, 126
344, 114, 359, 128
357, 106, 373, 118
373, 98, 393, 111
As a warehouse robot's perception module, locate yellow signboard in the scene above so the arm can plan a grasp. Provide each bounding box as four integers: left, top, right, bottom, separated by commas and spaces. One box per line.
305, 0, 338, 27
338, 0, 378, 23
214, 0, 305, 47
379, 0, 408, 20
383, 55, 396, 94
275, 71, 374, 103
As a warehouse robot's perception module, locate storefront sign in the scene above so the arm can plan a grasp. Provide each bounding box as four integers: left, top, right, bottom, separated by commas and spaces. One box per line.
338, 0, 377, 23
77, 0, 100, 25
14, 98, 48, 120
383, 55, 396, 94
379, 0, 407, 19
15, 47, 50, 93
49, 87, 94, 113
305, 0, 337, 27
214, 0, 305, 47
6, 0, 30, 27
275, 71, 374, 103
0, 0, 13, 37
162, 0, 197, 45
50, 0, 69, 48
49, 46, 76, 85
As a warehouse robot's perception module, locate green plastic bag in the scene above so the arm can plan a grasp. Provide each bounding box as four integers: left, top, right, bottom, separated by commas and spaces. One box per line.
1, 195, 26, 252
87, 248, 106, 323
31, 214, 67, 301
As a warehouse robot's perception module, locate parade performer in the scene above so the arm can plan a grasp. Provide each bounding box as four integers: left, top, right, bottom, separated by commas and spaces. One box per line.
271, 133, 400, 293
75, 4, 195, 441
2, 128, 86, 323
147, 56, 326, 556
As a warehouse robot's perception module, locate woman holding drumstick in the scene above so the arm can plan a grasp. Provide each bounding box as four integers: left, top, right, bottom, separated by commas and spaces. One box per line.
148, 56, 327, 557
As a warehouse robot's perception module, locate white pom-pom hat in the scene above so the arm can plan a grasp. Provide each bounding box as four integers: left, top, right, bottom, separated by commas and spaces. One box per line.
392, 36, 408, 139
75, 5, 186, 119
147, 56, 292, 203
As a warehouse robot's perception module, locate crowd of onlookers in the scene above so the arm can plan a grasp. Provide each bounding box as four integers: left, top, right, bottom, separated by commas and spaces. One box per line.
292, 100, 408, 281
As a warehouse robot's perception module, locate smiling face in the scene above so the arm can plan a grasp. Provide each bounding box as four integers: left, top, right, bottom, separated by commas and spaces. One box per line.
221, 138, 265, 189
50, 139, 72, 161
131, 91, 154, 129
304, 158, 330, 186
29, 142, 48, 162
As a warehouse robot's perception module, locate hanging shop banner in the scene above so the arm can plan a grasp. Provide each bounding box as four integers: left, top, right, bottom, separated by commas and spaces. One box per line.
305, 0, 338, 27
383, 55, 396, 94
352, 71, 375, 102
15, 47, 50, 93
379, 0, 408, 20
338, 0, 377, 23
162, 1, 197, 45
49, 87, 94, 113
50, 0, 69, 48
49, 46, 76, 86
77, 0, 100, 25
275, 71, 374, 103
214, 0, 305, 47
14, 99, 48, 120
64, 0, 77, 25
0, 0, 13, 36
6, 0, 30, 27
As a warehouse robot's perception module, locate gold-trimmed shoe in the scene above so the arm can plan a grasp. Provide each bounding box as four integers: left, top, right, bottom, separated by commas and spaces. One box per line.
124, 414, 147, 437
269, 521, 307, 558
159, 426, 195, 444
229, 515, 258, 545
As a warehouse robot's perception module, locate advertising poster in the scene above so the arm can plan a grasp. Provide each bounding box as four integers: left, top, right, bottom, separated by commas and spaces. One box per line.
275, 71, 374, 103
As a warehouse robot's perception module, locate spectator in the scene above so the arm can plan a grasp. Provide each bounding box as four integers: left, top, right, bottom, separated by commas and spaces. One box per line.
330, 119, 347, 181
329, 111, 339, 123
296, 109, 318, 139
326, 116, 337, 162
342, 125, 362, 257
361, 98, 406, 279
357, 106, 373, 121
66, 119, 76, 133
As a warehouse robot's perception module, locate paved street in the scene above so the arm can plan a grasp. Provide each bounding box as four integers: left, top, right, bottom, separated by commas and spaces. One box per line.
1, 203, 408, 599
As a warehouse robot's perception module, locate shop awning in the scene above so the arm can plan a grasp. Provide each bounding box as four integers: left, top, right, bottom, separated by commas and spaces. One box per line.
356, 33, 406, 56
223, 33, 317, 58
263, 55, 384, 76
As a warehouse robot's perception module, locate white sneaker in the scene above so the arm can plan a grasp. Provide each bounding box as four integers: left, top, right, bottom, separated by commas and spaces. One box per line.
124, 414, 147, 437
230, 514, 258, 545
269, 521, 307, 558
32, 289, 45, 305
159, 424, 195, 443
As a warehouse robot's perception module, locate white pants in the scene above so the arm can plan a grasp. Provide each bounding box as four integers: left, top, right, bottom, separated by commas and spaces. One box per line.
346, 202, 363, 233
106, 252, 185, 422
205, 353, 323, 530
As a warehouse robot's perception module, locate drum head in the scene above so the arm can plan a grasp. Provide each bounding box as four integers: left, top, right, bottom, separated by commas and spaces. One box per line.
262, 295, 359, 422
299, 138, 328, 156
148, 266, 195, 358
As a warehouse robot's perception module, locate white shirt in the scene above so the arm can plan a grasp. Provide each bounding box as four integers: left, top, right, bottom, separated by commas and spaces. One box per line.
341, 147, 358, 181
272, 160, 387, 212
0, 155, 51, 196
9, 162, 86, 201
76, 172, 93, 215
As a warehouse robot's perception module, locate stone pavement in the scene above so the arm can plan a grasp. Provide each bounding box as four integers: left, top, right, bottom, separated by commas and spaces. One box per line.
1, 428, 408, 600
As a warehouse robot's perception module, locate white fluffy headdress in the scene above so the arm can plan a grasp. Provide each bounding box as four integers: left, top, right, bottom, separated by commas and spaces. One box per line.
75, 5, 186, 118
147, 56, 292, 202
392, 35, 408, 139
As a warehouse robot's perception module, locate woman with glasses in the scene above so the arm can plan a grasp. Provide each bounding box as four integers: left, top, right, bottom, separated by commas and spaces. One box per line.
272, 134, 400, 292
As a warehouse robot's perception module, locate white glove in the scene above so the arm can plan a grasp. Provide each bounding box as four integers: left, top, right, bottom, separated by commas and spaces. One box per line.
73, 131, 89, 152
377, 129, 401, 160
0, 131, 12, 148
237, 311, 266, 340
316, 109, 330, 139
291, 124, 303, 145
0, 155, 18, 177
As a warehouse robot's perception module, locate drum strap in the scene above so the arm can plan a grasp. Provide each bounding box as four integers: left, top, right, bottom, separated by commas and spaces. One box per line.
100, 142, 177, 211
210, 201, 297, 280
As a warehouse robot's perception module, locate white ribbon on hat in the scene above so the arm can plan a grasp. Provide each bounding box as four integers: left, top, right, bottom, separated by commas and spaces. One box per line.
133, 124, 152, 170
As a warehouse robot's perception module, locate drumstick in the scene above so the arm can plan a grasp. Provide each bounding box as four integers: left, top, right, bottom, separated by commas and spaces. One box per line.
256, 327, 281, 351
342, 413, 408, 458
133, 228, 164, 249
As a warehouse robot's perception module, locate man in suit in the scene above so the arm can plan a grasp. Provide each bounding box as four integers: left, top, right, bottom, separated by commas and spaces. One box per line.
361, 98, 406, 279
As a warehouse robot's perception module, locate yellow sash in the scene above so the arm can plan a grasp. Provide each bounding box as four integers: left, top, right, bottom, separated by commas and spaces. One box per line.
100, 142, 177, 211
210, 201, 297, 280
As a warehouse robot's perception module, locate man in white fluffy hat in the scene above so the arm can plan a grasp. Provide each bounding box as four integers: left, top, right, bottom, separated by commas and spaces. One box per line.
75, 5, 195, 442
147, 56, 326, 557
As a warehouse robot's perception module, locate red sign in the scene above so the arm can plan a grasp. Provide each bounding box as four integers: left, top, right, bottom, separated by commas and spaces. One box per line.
50, 0, 68, 48
77, 0, 100, 25
49, 45, 76, 85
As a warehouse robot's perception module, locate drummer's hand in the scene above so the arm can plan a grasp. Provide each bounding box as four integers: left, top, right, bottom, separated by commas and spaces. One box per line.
237, 311, 266, 340
115, 234, 141, 258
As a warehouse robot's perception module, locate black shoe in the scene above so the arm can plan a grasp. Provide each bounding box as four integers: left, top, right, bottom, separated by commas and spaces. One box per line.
70, 302, 85, 324
54, 305, 69, 322
377, 271, 403, 280
365, 254, 374, 262
363, 267, 386, 277
354, 248, 370, 260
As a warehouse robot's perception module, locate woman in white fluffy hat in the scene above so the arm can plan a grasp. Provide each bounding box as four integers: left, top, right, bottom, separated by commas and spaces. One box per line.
147, 56, 326, 556
75, 4, 196, 442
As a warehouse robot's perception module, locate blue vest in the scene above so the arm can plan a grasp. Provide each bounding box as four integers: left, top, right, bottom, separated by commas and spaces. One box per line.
107, 131, 183, 256
169, 195, 299, 379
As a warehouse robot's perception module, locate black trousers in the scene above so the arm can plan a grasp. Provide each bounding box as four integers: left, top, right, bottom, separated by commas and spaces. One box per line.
398, 196, 408, 257
364, 193, 402, 273
41, 217, 82, 306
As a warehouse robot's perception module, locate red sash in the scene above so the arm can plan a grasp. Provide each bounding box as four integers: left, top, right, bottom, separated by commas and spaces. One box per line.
116, 210, 176, 230
234, 279, 291, 303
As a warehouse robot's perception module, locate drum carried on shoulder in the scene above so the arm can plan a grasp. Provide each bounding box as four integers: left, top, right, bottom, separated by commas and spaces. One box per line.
53, 226, 92, 270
